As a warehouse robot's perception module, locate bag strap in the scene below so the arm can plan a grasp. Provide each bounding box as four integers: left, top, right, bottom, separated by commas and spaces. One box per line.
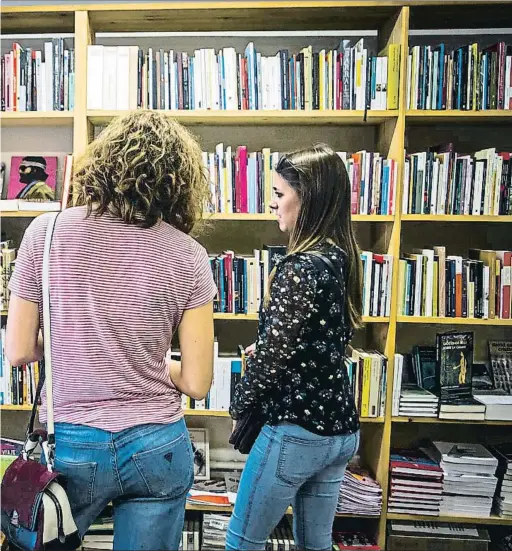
308, 251, 351, 340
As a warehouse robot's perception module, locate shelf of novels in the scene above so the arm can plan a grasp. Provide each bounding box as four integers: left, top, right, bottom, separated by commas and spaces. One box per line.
387, 513, 512, 526
213, 313, 390, 323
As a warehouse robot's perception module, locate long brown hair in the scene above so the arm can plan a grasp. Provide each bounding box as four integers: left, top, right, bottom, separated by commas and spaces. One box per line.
275, 144, 363, 329
73, 111, 210, 231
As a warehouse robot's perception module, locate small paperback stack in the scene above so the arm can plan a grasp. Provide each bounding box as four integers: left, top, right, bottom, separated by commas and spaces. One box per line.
337, 460, 382, 516
187, 479, 230, 508
388, 449, 444, 516
202, 513, 230, 551
427, 441, 498, 517
491, 443, 512, 518
398, 383, 439, 417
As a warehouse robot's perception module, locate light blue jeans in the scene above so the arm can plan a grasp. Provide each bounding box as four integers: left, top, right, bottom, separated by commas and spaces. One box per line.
51, 418, 194, 550
226, 423, 360, 551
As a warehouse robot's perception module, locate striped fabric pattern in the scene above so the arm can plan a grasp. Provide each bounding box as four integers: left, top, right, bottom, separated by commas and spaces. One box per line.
9, 207, 217, 432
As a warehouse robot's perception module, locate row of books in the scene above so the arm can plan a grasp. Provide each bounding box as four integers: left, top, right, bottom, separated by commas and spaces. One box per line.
345, 348, 387, 418
389, 442, 511, 519
393, 336, 512, 421
86, 40, 399, 111
209, 247, 392, 318
402, 147, 512, 216
407, 42, 512, 111
204, 146, 398, 216
1, 40, 75, 112
176, 346, 243, 412
398, 247, 512, 320
0, 328, 41, 406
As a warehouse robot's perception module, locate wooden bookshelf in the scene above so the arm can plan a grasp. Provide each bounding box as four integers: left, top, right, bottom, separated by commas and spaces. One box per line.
397, 316, 512, 326
393, 417, 512, 426
401, 215, 512, 223
1, 211, 59, 218
0, 111, 74, 126
2, 2, 511, 548
406, 109, 512, 124
387, 512, 512, 526
87, 109, 397, 127
186, 502, 380, 519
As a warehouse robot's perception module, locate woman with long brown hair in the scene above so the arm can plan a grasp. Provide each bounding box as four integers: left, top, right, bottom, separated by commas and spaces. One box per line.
6, 111, 216, 550
227, 144, 362, 551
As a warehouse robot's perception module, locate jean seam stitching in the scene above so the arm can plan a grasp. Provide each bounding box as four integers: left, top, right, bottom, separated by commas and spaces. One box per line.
239, 430, 274, 547
110, 440, 123, 495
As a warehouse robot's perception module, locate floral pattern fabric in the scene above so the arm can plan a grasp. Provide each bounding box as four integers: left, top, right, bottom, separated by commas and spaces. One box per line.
230, 242, 360, 436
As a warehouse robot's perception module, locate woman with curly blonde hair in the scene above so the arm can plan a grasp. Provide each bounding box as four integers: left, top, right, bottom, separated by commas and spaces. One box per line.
6, 111, 217, 550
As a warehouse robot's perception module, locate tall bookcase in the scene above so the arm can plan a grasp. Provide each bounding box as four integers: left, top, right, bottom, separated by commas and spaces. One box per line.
1, 2, 512, 549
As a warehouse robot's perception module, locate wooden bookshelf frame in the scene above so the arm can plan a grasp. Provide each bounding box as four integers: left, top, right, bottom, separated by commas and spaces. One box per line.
1, 2, 512, 548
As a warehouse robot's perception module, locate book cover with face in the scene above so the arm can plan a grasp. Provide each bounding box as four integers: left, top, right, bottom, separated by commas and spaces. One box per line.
8, 156, 58, 201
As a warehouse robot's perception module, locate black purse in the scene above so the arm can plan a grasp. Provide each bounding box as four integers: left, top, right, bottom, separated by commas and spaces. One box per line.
229, 410, 264, 454
229, 251, 346, 455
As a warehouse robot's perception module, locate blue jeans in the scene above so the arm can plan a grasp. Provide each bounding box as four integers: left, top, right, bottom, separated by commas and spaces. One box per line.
52, 418, 194, 550
226, 423, 360, 551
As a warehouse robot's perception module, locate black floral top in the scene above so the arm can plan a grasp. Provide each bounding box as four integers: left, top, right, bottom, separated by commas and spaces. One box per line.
229, 241, 360, 436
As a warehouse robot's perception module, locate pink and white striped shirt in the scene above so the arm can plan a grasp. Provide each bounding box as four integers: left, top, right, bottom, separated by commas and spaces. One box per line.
9, 206, 217, 432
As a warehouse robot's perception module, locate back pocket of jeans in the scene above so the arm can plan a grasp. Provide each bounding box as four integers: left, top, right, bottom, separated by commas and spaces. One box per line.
54, 458, 97, 506
132, 433, 194, 499
275, 435, 330, 486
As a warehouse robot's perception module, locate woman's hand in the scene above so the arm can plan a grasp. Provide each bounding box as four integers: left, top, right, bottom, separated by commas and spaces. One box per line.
245, 342, 256, 356
232, 420, 237, 434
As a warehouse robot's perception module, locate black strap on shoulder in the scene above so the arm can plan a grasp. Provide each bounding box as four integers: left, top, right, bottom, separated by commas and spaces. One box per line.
308, 252, 345, 290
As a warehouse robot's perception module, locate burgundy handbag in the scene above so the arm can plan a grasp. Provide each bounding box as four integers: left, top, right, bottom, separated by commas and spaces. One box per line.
1, 213, 81, 551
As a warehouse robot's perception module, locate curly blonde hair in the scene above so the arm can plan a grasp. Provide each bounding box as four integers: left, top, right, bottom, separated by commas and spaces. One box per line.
73, 111, 210, 231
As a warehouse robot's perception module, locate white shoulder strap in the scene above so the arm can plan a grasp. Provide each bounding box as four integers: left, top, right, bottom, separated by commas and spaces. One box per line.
42, 212, 59, 438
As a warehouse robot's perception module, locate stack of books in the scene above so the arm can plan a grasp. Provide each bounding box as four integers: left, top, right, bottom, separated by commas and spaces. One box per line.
202, 513, 230, 551
187, 480, 230, 508
397, 383, 439, 418
337, 461, 382, 516
427, 441, 499, 518
388, 448, 444, 516
491, 443, 512, 518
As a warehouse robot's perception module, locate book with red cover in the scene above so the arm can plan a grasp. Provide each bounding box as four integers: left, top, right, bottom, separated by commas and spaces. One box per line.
390, 448, 443, 478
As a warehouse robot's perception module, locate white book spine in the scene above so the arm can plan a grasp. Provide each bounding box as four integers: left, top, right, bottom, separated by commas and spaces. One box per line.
44, 42, 53, 111
86, 45, 103, 110
116, 46, 130, 111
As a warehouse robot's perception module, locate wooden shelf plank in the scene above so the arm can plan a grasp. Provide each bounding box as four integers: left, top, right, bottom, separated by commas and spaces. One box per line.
401, 214, 512, 223
213, 313, 389, 323
186, 502, 379, 518
206, 213, 393, 222
406, 110, 512, 124
387, 512, 512, 526
397, 316, 512, 326
0, 405, 33, 411
87, 110, 397, 127
393, 416, 512, 426
184, 409, 230, 417
1, 211, 57, 218
0, 111, 74, 127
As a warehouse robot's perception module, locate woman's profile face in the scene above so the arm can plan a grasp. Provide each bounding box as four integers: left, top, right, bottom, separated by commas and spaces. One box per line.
270, 172, 301, 234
